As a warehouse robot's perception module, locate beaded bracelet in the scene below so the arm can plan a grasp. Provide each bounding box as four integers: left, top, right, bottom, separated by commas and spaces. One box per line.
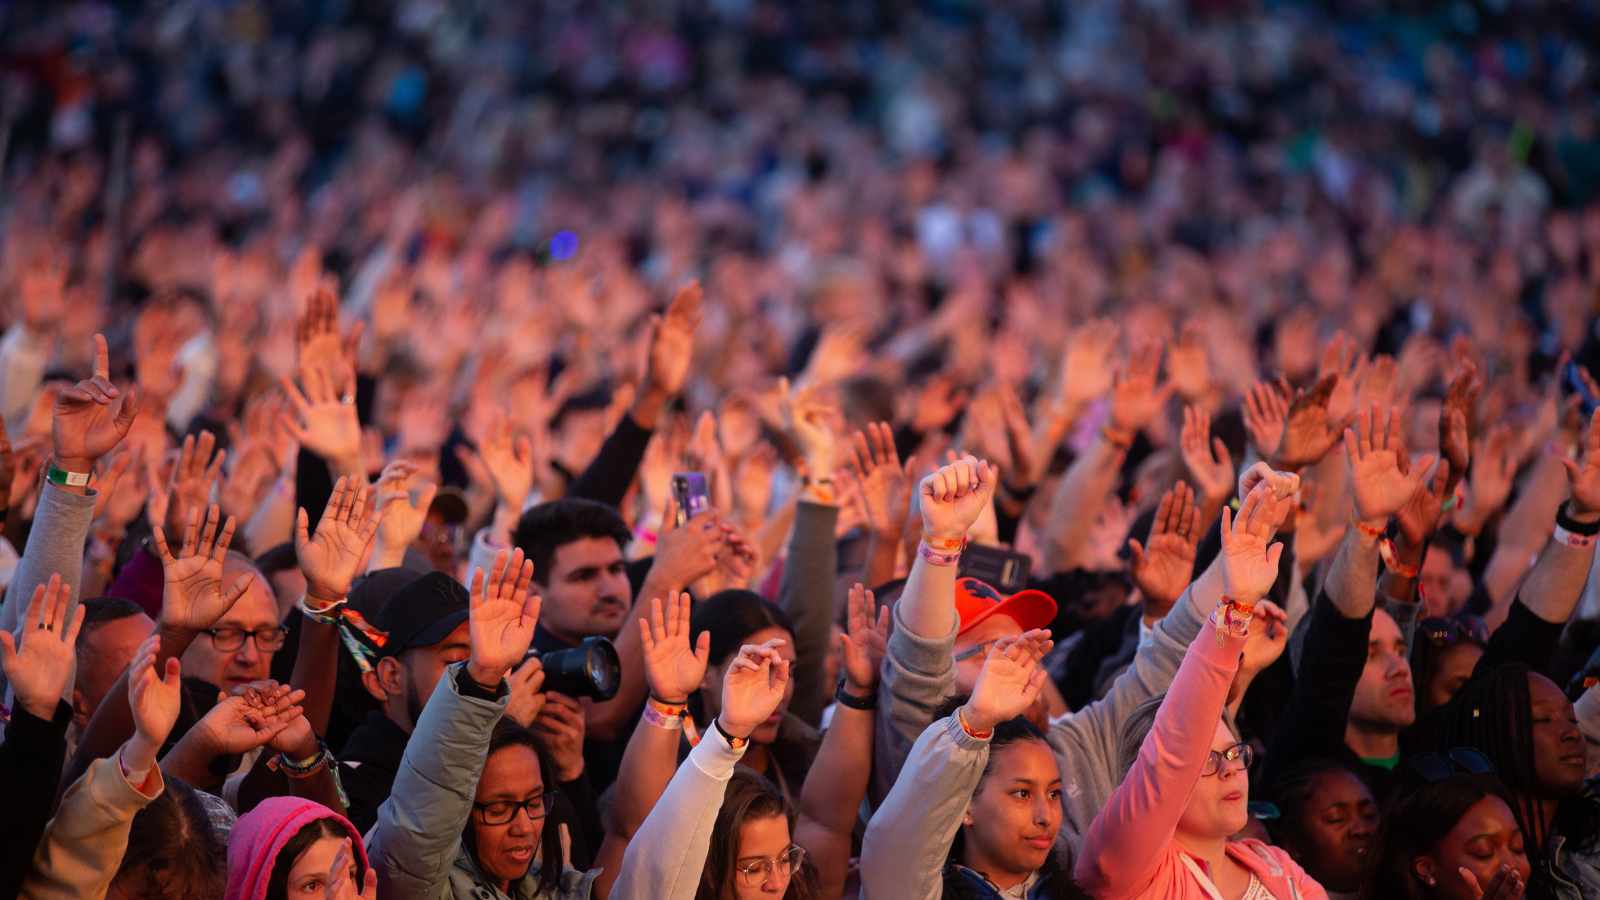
1377, 539, 1420, 579
1212, 596, 1255, 644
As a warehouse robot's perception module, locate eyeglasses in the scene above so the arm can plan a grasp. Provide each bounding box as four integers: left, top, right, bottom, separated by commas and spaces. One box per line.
1409, 747, 1494, 783
953, 639, 998, 663
1201, 741, 1254, 777
1419, 616, 1488, 649
735, 844, 805, 886
473, 790, 558, 825
203, 626, 289, 652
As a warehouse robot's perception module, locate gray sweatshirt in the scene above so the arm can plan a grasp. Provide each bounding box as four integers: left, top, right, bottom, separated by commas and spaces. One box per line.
778, 501, 839, 727
860, 713, 991, 900
610, 722, 747, 900
0, 483, 97, 708
872, 582, 1211, 866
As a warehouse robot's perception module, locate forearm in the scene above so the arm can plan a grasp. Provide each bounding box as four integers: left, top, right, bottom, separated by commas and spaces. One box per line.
796, 704, 877, 900
1041, 434, 1123, 573
863, 528, 901, 589
1495, 454, 1567, 551
157, 733, 227, 792
67, 625, 197, 783
290, 615, 341, 736
613, 725, 745, 900
898, 553, 958, 640
1323, 526, 1382, 619
1513, 511, 1598, 625
0, 485, 97, 699
609, 710, 686, 839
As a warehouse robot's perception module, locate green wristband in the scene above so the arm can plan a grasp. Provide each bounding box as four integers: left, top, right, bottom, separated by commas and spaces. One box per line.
46, 464, 91, 488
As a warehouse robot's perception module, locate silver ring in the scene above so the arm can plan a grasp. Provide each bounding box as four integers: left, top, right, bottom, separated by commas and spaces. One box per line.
340, 394, 355, 406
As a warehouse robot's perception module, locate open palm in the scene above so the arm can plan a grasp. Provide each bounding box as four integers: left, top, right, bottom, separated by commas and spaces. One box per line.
839, 583, 890, 691
964, 630, 1053, 732
128, 633, 182, 749
0, 575, 84, 719
639, 592, 710, 702
719, 639, 790, 738
1218, 486, 1286, 603
297, 476, 380, 601
1563, 408, 1600, 515
1128, 482, 1201, 608
1344, 405, 1434, 523
153, 504, 249, 631
468, 548, 541, 683
53, 334, 139, 468
374, 462, 436, 551
1275, 375, 1341, 467
644, 282, 703, 397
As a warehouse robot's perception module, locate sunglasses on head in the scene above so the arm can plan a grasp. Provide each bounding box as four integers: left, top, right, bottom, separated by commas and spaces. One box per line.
1409, 747, 1494, 783
1419, 616, 1488, 648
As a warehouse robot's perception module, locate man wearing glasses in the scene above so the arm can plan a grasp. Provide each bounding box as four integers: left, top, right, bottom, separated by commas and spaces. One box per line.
179, 552, 283, 692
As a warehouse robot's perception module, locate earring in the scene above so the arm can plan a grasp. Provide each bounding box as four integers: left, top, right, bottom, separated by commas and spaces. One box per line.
1424, 876, 1438, 887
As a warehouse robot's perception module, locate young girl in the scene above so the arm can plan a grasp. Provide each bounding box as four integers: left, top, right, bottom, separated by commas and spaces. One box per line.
227, 797, 373, 900
1364, 774, 1529, 900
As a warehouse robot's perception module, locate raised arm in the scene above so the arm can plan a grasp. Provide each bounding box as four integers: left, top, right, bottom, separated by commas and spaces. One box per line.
612, 638, 791, 900
797, 584, 888, 898
1075, 503, 1277, 895
777, 380, 843, 725
862, 629, 1053, 900
294, 476, 380, 736
369, 548, 537, 897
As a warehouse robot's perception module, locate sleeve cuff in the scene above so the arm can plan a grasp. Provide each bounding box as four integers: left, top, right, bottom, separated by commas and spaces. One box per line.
454, 663, 509, 702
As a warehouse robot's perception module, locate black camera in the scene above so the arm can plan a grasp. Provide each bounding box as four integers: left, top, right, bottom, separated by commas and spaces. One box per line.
526, 635, 621, 701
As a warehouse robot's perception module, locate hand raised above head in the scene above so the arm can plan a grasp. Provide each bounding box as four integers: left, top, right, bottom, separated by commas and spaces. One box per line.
53, 333, 140, 473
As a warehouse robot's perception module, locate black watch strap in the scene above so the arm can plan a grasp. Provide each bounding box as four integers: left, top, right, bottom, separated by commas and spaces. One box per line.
834, 680, 878, 711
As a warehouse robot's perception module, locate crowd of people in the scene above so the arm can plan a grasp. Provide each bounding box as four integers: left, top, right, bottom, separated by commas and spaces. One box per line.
4, 1, 1600, 899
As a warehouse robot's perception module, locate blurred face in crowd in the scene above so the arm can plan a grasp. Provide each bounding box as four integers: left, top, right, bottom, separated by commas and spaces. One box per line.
703, 626, 797, 746
1348, 609, 1414, 737
730, 813, 795, 898
73, 611, 155, 730
536, 537, 633, 643
471, 744, 547, 887
1177, 719, 1251, 841
961, 737, 1062, 886
1422, 642, 1482, 713
180, 562, 278, 690
362, 621, 470, 733
1281, 768, 1378, 893
1528, 672, 1586, 797
1411, 796, 1528, 899
1420, 547, 1471, 618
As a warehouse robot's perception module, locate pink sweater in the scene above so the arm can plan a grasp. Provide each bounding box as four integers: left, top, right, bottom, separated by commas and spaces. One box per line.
1075, 626, 1328, 900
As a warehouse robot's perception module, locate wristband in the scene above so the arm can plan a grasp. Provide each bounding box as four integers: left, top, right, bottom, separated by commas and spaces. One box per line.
46, 464, 91, 488
1352, 519, 1386, 540
641, 701, 684, 731
834, 681, 877, 711
955, 705, 993, 740
714, 717, 749, 750
918, 541, 962, 567
1212, 596, 1255, 644
1101, 425, 1135, 449
1553, 524, 1598, 549
1378, 539, 1420, 578
299, 594, 347, 625
269, 739, 331, 777
923, 534, 967, 553
802, 476, 836, 504
1556, 503, 1600, 536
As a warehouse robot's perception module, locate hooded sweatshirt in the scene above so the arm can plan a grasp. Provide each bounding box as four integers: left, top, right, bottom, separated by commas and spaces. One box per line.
226, 797, 371, 900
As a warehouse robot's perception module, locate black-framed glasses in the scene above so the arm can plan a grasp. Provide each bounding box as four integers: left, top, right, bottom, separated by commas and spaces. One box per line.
473, 789, 558, 825
1419, 616, 1488, 649
1201, 741, 1254, 777
1410, 747, 1494, 783
735, 844, 805, 886
203, 626, 289, 652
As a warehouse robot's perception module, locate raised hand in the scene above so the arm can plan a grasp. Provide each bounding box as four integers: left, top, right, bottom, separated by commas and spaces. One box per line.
918, 454, 998, 542
1275, 375, 1342, 469
1218, 485, 1287, 604
1562, 408, 1600, 519
475, 408, 535, 511
910, 374, 970, 433
639, 592, 711, 703
1343, 405, 1436, 526
1059, 319, 1119, 409
126, 633, 182, 768
1180, 405, 1235, 507
192, 681, 306, 756
1168, 324, 1212, 401
1439, 363, 1480, 492
1457, 425, 1516, 533
1243, 379, 1290, 460
1395, 459, 1453, 546
281, 367, 361, 471
1128, 482, 1202, 614
373, 461, 436, 556
296, 476, 381, 603
153, 504, 252, 631
1108, 343, 1172, 435
296, 284, 360, 397
850, 422, 912, 539
0, 575, 85, 720
53, 333, 140, 473
1238, 600, 1289, 679
781, 377, 839, 481
838, 583, 890, 694
467, 548, 540, 687
165, 430, 227, 537
718, 638, 790, 740
650, 507, 723, 590
1461, 864, 1526, 900
961, 630, 1053, 733
641, 282, 703, 406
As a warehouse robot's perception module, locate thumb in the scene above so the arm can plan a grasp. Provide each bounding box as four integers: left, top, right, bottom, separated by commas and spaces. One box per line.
0, 630, 16, 670
1126, 539, 1146, 567
1213, 437, 1232, 467
294, 508, 310, 548
163, 656, 182, 687
114, 387, 141, 431
1265, 542, 1285, 572
695, 631, 712, 664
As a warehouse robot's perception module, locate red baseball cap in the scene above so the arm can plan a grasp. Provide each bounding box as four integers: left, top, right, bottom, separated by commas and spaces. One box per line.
955, 577, 1057, 637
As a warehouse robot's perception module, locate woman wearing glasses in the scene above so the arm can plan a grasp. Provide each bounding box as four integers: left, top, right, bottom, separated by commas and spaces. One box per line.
1077, 506, 1327, 899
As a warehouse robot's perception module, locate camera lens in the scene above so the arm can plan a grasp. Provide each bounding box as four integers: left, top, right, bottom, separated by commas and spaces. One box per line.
529, 636, 621, 701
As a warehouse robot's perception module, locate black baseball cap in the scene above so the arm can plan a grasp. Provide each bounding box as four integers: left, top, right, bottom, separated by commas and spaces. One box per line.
369, 571, 471, 657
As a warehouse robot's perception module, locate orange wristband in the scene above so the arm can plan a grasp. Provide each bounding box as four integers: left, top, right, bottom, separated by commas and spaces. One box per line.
956, 706, 993, 740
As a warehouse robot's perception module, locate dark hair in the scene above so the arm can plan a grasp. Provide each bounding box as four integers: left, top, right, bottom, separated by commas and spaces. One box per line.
265, 818, 363, 900
1408, 615, 1486, 719
1363, 774, 1515, 900
691, 590, 798, 666
696, 768, 818, 900
253, 542, 300, 579
75, 596, 148, 645
550, 384, 614, 432
513, 498, 631, 582
113, 777, 227, 898
1263, 758, 1373, 850
464, 721, 565, 895
1419, 664, 1600, 862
